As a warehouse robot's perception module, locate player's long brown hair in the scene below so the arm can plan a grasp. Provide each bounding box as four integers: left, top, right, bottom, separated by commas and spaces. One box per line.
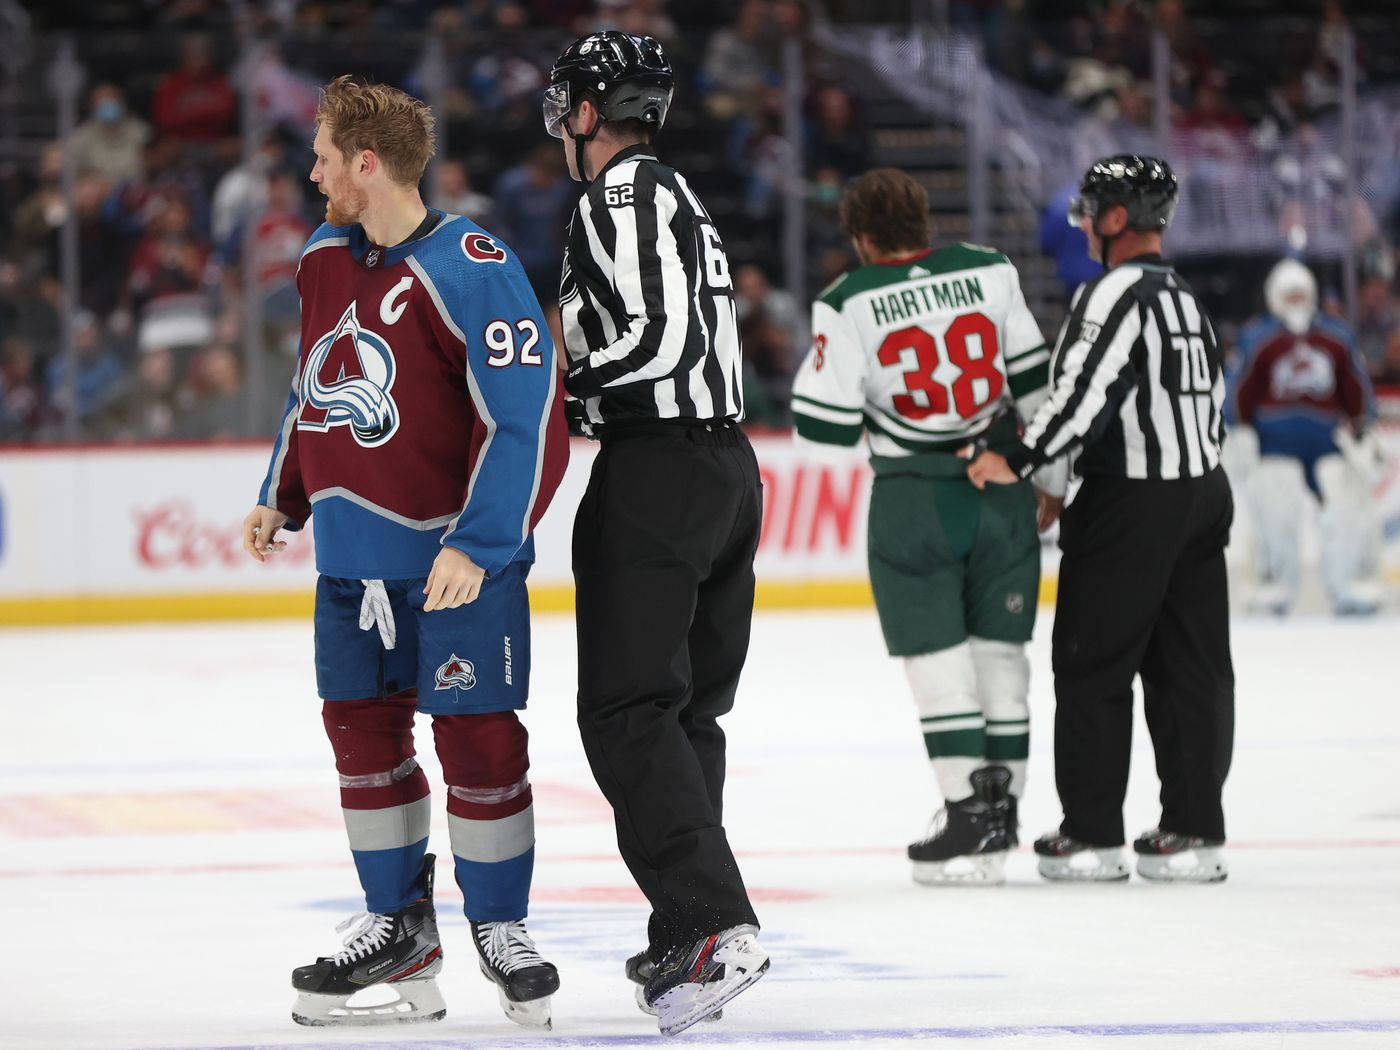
316, 75, 437, 186
839, 168, 932, 256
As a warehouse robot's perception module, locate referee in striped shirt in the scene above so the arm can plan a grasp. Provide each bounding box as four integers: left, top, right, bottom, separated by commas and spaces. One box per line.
543, 32, 767, 1030
966, 156, 1235, 884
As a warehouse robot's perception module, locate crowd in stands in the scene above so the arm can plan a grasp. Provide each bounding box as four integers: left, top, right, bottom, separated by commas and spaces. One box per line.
2, 0, 1398, 445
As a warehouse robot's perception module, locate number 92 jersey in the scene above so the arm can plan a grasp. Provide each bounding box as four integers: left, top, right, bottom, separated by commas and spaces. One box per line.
792, 243, 1051, 458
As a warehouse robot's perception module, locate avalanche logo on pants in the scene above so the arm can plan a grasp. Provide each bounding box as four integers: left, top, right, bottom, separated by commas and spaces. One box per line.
298, 301, 400, 447
435, 654, 477, 691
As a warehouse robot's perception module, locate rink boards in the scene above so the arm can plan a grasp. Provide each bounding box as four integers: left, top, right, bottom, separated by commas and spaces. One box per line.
1, 421, 1397, 625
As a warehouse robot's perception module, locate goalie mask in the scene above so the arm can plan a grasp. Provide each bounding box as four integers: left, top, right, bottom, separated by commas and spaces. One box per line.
1264, 257, 1318, 336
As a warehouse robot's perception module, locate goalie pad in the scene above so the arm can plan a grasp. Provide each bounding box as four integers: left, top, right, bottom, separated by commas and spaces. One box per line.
1316, 453, 1384, 613
1243, 456, 1308, 611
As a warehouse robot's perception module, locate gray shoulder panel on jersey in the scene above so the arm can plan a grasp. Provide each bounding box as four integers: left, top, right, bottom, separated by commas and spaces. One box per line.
308, 487, 458, 530
405, 255, 468, 346
299, 236, 349, 261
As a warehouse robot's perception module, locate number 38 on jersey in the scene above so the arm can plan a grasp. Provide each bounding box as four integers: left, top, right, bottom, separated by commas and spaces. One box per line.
790, 245, 1053, 459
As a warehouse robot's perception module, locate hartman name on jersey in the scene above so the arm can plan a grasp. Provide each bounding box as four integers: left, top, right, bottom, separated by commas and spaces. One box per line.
792, 243, 1052, 458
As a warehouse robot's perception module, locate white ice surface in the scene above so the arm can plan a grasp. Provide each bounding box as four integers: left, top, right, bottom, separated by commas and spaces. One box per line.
2, 611, 1398, 1050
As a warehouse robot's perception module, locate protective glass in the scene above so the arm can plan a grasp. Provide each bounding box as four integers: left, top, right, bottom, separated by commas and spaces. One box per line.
542, 82, 571, 139
1066, 194, 1099, 228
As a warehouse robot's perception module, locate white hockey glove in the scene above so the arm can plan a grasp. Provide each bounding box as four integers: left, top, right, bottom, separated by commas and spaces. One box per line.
1334, 423, 1387, 489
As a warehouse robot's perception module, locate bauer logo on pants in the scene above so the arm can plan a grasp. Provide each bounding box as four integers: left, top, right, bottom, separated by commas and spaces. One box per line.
435, 654, 477, 691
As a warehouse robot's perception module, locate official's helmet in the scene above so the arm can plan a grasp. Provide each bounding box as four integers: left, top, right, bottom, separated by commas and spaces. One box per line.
543, 31, 673, 140
1067, 154, 1179, 232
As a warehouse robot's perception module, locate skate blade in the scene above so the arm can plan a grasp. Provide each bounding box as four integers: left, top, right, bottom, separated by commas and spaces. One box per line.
1037, 850, 1129, 883
1137, 848, 1228, 883
291, 977, 446, 1026
496, 986, 552, 1030
654, 936, 768, 1037
636, 982, 722, 1021
478, 961, 554, 1030
912, 850, 1007, 886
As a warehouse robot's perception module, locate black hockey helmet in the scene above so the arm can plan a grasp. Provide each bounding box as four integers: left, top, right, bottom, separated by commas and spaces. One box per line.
543, 31, 673, 141
1067, 154, 1179, 232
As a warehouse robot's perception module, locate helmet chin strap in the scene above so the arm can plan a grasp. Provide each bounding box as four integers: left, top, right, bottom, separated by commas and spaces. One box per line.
1093, 214, 1117, 268
565, 112, 603, 187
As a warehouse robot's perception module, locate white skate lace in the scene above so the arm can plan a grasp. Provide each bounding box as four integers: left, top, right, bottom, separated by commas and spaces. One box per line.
358, 579, 397, 650
331, 911, 395, 965
919, 807, 949, 843
477, 921, 544, 975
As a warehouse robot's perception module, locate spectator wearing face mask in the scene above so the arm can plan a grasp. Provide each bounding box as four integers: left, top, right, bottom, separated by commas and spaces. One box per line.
69, 83, 152, 184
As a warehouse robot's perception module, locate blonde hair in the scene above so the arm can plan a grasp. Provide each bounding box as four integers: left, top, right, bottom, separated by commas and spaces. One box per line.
316, 75, 437, 186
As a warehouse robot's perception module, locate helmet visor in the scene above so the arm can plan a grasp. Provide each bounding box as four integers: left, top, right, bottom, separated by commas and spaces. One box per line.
542, 82, 571, 139
1066, 194, 1099, 228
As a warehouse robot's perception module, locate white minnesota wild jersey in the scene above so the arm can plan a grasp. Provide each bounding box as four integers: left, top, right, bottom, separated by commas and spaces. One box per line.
792, 244, 1051, 458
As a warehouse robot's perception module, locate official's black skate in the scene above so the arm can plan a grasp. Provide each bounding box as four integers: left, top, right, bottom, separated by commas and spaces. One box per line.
628, 949, 722, 1021
291, 855, 445, 1026
1034, 832, 1129, 882
1134, 828, 1228, 883
472, 919, 560, 1029
643, 925, 769, 1036
908, 765, 1016, 885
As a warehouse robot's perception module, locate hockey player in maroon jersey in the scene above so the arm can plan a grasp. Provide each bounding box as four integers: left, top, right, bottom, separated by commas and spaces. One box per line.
240, 77, 569, 1028
1228, 258, 1387, 615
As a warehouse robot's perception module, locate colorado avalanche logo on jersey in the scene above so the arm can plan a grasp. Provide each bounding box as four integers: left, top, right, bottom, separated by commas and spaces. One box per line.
462, 232, 507, 264
1270, 340, 1336, 402
298, 301, 400, 447
434, 654, 477, 691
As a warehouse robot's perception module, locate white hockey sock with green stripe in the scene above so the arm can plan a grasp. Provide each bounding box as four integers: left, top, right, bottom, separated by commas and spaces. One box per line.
904, 642, 983, 802
970, 637, 1030, 797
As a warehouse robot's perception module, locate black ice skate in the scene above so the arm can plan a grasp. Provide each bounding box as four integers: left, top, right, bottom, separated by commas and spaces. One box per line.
908, 765, 1016, 885
1034, 832, 1129, 882
472, 919, 560, 1029
1134, 828, 1228, 883
644, 925, 769, 1037
291, 855, 445, 1026
628, 949, 721, 1021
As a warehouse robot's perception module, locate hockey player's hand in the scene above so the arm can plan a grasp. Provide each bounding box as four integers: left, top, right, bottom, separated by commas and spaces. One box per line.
959, 446, 1017, 489
423, 547, 486, 612
242, 505, 289, 562
1034, 488, 1065, 532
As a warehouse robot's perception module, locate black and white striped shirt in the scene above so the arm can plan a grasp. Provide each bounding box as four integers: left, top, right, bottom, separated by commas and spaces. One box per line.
1004, 254, 1226, 481
559, 145, 743, 431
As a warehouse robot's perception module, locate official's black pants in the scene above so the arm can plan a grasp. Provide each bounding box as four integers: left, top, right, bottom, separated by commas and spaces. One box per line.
1052, 467, 1235, 847
573, 421, 762, 957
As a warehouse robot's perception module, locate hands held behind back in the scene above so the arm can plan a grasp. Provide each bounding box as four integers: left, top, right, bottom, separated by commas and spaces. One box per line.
956, 446, 1063, 534
957, 444, 1018, 490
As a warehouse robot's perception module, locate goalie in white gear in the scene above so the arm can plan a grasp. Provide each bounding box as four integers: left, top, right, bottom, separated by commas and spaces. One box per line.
791, 169, 1064, 885
1227, 257, 1387, 615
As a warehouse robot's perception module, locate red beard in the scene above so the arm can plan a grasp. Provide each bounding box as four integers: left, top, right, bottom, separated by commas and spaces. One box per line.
325, 185, 367, 227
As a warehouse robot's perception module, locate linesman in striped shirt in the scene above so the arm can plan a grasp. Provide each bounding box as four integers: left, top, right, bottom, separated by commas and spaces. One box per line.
966, 156, 1235, 885
543, 31, 768, 1033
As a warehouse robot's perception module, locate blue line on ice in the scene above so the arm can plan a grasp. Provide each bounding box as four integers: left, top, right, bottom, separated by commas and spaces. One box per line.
200, 1017, 1400, 1047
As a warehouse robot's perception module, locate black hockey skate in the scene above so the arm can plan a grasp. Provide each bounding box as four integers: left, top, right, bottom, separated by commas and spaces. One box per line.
291, 855, 445, 1026
628, 949, 722, 1021
1134, 828, 1228, 883
644, 925, 769, 1036
1034, 831, 1129, 882
908, 765, 1016, 885
472, 919, 560, 1030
